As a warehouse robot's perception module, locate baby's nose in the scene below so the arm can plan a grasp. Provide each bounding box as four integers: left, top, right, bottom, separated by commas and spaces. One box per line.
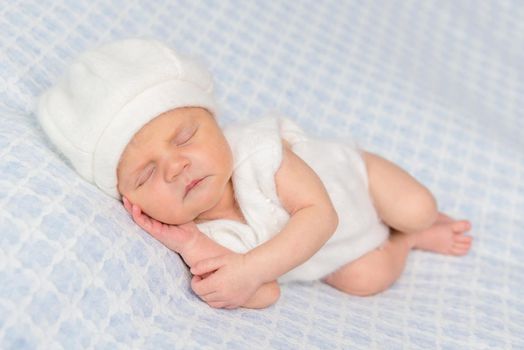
164, 155, 190, 182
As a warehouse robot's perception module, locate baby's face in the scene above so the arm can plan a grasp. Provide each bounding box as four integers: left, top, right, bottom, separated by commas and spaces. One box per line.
117, 107, 233, 225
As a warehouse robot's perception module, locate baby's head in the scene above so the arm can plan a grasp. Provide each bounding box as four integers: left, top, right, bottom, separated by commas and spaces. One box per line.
38, 39, 233, 225
116, 106, 233, 225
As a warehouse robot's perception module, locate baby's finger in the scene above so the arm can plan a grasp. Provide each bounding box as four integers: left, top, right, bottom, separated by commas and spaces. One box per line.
131, 204, 142, 223
143, 216, 162, 236
132, 204, 152, 231
122, 197, 131, 212
191, 256, 224, 276
191, 275, 216, 296
199, 291, 222, 303
131, 203, 141, 220
150, 220, 165, 237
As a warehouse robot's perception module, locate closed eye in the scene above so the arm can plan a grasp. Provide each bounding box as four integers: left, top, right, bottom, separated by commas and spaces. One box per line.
175, 126, 198, 146
137, 165, 155, 187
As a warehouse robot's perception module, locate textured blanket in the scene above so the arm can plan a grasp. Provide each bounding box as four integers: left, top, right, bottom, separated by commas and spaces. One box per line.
1, 1, 523, 348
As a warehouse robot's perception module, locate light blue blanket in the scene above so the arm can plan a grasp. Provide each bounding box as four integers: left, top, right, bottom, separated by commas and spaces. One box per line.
1, 1, 523, 348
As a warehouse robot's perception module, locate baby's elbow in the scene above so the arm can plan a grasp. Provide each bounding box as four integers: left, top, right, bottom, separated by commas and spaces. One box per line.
330, 206, 339, 231
261, 281, 281, 308
323, 205, 339, 233
268, 282, 281, 306
243, 281, 280, 309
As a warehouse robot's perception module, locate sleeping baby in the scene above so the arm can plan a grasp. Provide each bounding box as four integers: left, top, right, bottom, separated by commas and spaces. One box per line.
37, 39, 472, 309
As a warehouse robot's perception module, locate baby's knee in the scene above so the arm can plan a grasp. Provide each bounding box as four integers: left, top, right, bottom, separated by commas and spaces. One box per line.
400, 186, 438, 232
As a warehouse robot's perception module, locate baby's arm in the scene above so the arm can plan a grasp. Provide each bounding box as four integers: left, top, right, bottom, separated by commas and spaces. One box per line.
180, 229, 280, 309
123, 197, 279, 309
191, 142, 338, 301
245, 141, 339, 281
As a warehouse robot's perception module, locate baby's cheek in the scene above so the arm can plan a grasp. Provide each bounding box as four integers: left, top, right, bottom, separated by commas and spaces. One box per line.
149, 199, 186, 225
145, 200, 169, 221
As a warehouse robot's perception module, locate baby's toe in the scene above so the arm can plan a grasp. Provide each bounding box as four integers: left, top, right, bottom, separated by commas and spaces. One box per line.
452, 239, 472, 255
454, 234, 473, 243
451, 246, 469, 256
452, 220, 472, 234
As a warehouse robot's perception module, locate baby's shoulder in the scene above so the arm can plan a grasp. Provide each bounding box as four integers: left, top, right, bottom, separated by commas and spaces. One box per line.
224, 116, 280, 140
223, 117, 283, 163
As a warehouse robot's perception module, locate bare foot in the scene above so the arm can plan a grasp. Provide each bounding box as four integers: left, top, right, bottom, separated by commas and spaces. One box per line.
409, 214, 473, 256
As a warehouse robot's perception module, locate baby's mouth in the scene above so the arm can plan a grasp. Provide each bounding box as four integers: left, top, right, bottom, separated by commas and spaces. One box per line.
184, 177, 205, 197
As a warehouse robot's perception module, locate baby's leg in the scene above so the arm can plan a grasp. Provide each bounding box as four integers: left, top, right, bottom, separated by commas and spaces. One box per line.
324, 213, 472, 296
362, 152, 473, 256
181, 232, 280, 309
362, 151, 438, 233
328, 153, 473, 296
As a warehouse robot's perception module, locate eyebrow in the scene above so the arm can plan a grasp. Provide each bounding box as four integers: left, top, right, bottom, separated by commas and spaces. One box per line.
170, 120, 196, 140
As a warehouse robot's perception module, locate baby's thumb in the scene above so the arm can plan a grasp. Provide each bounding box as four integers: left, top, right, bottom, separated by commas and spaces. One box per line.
191, 257, 223, 276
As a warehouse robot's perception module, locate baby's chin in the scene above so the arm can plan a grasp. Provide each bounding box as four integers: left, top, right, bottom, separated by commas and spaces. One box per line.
152, 210, 198, 226
163, 218, 195, 226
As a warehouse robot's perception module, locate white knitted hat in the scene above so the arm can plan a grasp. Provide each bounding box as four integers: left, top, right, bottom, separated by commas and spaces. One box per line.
37, 39, 217, 199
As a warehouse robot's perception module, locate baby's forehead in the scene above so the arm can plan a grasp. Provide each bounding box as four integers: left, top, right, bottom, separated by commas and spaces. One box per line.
123, 106, 202, 151
119, 125, 153, 165
127, 117, 163, 146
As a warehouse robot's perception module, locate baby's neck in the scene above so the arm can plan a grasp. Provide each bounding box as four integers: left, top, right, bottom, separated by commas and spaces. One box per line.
195, 180, 245, 224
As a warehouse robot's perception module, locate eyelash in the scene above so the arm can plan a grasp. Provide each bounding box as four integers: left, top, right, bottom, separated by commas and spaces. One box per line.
175, 127, 197, 145
137, 166, 154, 187
136, 126, 197, 188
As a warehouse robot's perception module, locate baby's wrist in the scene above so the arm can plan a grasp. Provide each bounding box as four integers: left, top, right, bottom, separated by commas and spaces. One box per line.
177, 228, 204, 260
244, 250, 276, 284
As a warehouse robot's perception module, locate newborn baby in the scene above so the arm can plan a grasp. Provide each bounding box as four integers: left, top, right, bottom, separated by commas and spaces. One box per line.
38, 39, 472, 309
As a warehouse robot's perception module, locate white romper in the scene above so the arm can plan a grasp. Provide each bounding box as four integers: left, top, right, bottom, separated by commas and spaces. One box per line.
196, 116, 389, 283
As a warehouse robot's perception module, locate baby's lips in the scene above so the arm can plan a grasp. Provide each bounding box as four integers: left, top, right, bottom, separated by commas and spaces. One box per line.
184, 177, 205, 197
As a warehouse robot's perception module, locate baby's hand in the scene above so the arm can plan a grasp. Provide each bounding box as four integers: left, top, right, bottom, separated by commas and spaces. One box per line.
122, 197, 199, 254
190, 253, 263, 309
